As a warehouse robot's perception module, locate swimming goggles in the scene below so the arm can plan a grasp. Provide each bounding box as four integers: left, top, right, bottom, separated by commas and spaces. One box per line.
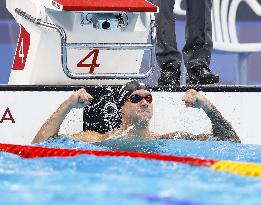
129, 94, 153, 103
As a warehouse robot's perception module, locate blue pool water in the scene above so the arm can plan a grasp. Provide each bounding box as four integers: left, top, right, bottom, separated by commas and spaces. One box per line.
0, 137, 261, 205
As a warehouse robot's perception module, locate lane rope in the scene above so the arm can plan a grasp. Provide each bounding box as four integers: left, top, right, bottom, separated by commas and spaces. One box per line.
0, 143, 261, 177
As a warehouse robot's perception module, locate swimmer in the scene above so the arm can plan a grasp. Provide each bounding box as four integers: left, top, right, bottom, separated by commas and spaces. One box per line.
32, 81, 240, 144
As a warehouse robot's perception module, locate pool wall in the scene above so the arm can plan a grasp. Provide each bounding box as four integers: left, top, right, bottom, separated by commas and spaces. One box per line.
0, 86, 260, 145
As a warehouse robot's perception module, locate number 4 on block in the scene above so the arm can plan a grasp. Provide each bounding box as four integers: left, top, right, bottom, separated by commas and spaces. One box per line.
12, 25, 30, 70
77, 49, 100, 74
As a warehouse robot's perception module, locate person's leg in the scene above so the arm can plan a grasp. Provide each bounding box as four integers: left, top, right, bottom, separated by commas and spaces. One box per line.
183, 0, 219, 85
153, 0, 182, 86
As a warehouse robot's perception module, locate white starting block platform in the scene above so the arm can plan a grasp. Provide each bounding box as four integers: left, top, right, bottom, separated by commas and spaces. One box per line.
6, 0, 157, 85
0, 85, 261, 145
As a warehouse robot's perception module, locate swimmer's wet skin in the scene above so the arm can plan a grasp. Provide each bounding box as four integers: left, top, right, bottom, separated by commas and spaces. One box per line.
31, 81, 241, 144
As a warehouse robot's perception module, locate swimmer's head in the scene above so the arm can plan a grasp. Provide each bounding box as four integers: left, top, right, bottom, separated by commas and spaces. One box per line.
117, 81, 153, 124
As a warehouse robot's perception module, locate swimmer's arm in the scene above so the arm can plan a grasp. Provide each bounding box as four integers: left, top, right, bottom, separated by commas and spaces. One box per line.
203, 104, 241, 143
182, 89, 240, 143
31, 100, 72, 144
156, 104, 241, 142
158, 107, 241, 142
32, 88, 93, 144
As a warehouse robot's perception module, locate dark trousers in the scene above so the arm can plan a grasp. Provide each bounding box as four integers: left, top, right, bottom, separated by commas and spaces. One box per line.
152, 0, 213, 70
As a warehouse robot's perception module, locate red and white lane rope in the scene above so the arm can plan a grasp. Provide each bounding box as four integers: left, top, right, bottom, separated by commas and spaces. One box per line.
0, 143, 260, 177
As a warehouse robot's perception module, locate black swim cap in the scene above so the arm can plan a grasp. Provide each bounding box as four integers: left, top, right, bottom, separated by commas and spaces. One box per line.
116, 81, 149, 109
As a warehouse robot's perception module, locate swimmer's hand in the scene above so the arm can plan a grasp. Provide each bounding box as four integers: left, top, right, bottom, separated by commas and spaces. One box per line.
66, 88, 94, 109
182, 89, 212, 110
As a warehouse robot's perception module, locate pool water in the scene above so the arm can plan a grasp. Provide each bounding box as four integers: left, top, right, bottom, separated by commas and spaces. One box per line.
0, 137, 261, 205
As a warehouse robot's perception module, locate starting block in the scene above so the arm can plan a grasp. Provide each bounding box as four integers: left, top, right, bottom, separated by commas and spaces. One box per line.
6, 0, 157, 85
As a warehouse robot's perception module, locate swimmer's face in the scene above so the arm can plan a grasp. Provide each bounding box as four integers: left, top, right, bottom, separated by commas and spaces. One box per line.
120, 89, 153, 122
